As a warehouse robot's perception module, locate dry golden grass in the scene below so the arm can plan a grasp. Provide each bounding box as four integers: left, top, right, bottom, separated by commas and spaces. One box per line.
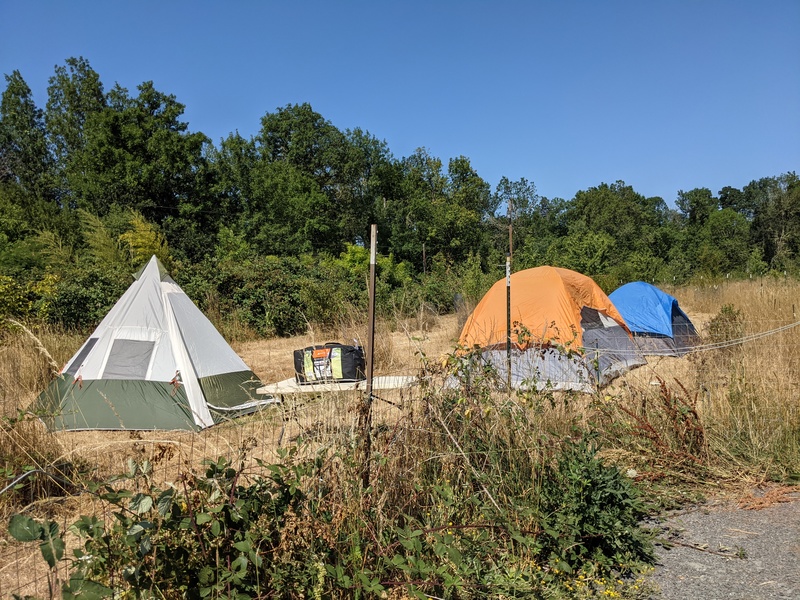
3, 279, 800, 596
1, 313, 462, 511
599, 278, 800, 488
0, 313, 462, 597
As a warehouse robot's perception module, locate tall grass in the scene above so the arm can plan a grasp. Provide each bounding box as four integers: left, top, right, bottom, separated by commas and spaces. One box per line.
675, 278, 800, 480
0, 324, 86, 509
2, 278, 800, 597
582, 277, 800, 497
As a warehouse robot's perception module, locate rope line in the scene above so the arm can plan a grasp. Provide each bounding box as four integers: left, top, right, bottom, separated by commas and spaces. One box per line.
574, 319, 800, 359
677, 319, 800, 353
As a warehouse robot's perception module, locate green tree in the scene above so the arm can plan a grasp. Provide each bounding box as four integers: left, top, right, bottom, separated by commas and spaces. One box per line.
750, 173, 800, 272
45, 57, 106, 205
0, 70, 52, 197
386, 147, 446, 269
69, 82, 210, 220
208, 132, 259, 226
243, 160, 329, 256
337, 127, 396, 246
492, 176, 538, 256
696, 208, 751, 275
255, 103, 350, 252
676, 187, 717, 227
568, 181, 671, 263
431, 155, 494, 264
544, 230, 616, 277
512, 195, 571, 271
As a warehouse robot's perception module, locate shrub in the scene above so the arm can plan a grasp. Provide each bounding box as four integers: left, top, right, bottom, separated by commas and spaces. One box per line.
9, 381, 657, 599
44, 264, 128, 330
706, 303, 744, 345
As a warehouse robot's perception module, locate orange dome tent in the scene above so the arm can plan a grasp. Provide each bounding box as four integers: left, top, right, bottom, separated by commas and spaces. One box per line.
458, 266, 644, 392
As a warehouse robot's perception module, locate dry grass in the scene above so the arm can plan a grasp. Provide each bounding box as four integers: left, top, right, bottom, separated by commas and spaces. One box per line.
0, 313, 461, 597
3, 280, 800, 596
737, 484, 800, 510
596, 278, 800, 490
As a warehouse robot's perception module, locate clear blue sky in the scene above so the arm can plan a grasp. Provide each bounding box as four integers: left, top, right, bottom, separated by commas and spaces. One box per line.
2, 1, 798, 206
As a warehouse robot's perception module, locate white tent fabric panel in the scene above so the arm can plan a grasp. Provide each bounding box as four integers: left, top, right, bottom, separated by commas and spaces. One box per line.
100, 259, 166, 331
167, 291, 250, 378
480, 347, 596, 392
163, 285, 214, 428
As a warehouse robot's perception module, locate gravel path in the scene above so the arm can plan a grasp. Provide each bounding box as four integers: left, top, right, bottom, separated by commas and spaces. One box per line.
649, 488, 800, 599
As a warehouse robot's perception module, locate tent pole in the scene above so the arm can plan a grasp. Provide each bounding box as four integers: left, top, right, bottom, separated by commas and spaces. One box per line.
359, 224, 377, 489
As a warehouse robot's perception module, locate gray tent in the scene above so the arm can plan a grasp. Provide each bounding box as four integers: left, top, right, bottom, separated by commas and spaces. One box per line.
34, 256, 274, 430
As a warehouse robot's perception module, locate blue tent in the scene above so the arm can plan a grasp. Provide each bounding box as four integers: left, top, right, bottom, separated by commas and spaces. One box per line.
609, 282, 700, 356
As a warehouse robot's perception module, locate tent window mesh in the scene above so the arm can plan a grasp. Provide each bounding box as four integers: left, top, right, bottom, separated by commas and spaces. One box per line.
103, 340, 155, 379
65, 338, 98, 376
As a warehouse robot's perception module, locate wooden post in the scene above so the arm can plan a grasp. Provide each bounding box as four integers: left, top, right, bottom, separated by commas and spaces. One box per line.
508, 195, 513, 263
359, 224, 378, 489
506, 253, 512, 392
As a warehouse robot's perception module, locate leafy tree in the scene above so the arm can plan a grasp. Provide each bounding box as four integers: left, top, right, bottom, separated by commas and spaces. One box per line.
118, 210, 171, 267
208, 132, 259, 225
255, 103, 353, 252
430, 156, 494, 264
696, 208, 751, 275
512, 195, 572, 271
386, 147, 447, 269
492, 176, 538, 256
718, 185, 760, 220
567, 181, 671, 269
676, 187, 717, 227
544, 230, 616, 277
337, 127, 396, 246
447, 155, 495, 216
78, 209, 126, 267
0, 70, 52, 196
68, 82, 210, 221
749, 173, 800, 272
45, 57, 106, 205
242, 160, 330, 256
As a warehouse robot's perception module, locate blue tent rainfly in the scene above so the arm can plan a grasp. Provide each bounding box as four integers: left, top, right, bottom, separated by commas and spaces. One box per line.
609, 281, 700, 357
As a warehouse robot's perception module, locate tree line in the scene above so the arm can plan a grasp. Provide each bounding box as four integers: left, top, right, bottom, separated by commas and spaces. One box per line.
1, 57, 798, 336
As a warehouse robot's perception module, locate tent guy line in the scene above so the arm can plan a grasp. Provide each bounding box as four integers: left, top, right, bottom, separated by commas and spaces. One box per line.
534, 319, 800, 360
670, 319, 800, 354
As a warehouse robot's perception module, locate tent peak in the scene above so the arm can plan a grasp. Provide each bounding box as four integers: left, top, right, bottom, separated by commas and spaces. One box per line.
133, 255, 169, 281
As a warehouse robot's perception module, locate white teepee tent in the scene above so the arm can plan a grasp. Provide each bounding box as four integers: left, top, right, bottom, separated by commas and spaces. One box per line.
34, 256, 274, 430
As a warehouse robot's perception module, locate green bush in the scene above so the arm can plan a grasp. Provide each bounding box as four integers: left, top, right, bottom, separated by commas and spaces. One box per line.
44, 264, 128, 330
9, 382, 657, 599
537, 436, 654, 572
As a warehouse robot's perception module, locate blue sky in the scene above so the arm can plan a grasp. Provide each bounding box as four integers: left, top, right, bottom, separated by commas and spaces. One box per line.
2, 1, 798, 206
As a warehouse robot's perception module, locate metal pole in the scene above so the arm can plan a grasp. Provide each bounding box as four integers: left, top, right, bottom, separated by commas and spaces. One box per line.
360, 224, 377, 489
506, 253, 512, 392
